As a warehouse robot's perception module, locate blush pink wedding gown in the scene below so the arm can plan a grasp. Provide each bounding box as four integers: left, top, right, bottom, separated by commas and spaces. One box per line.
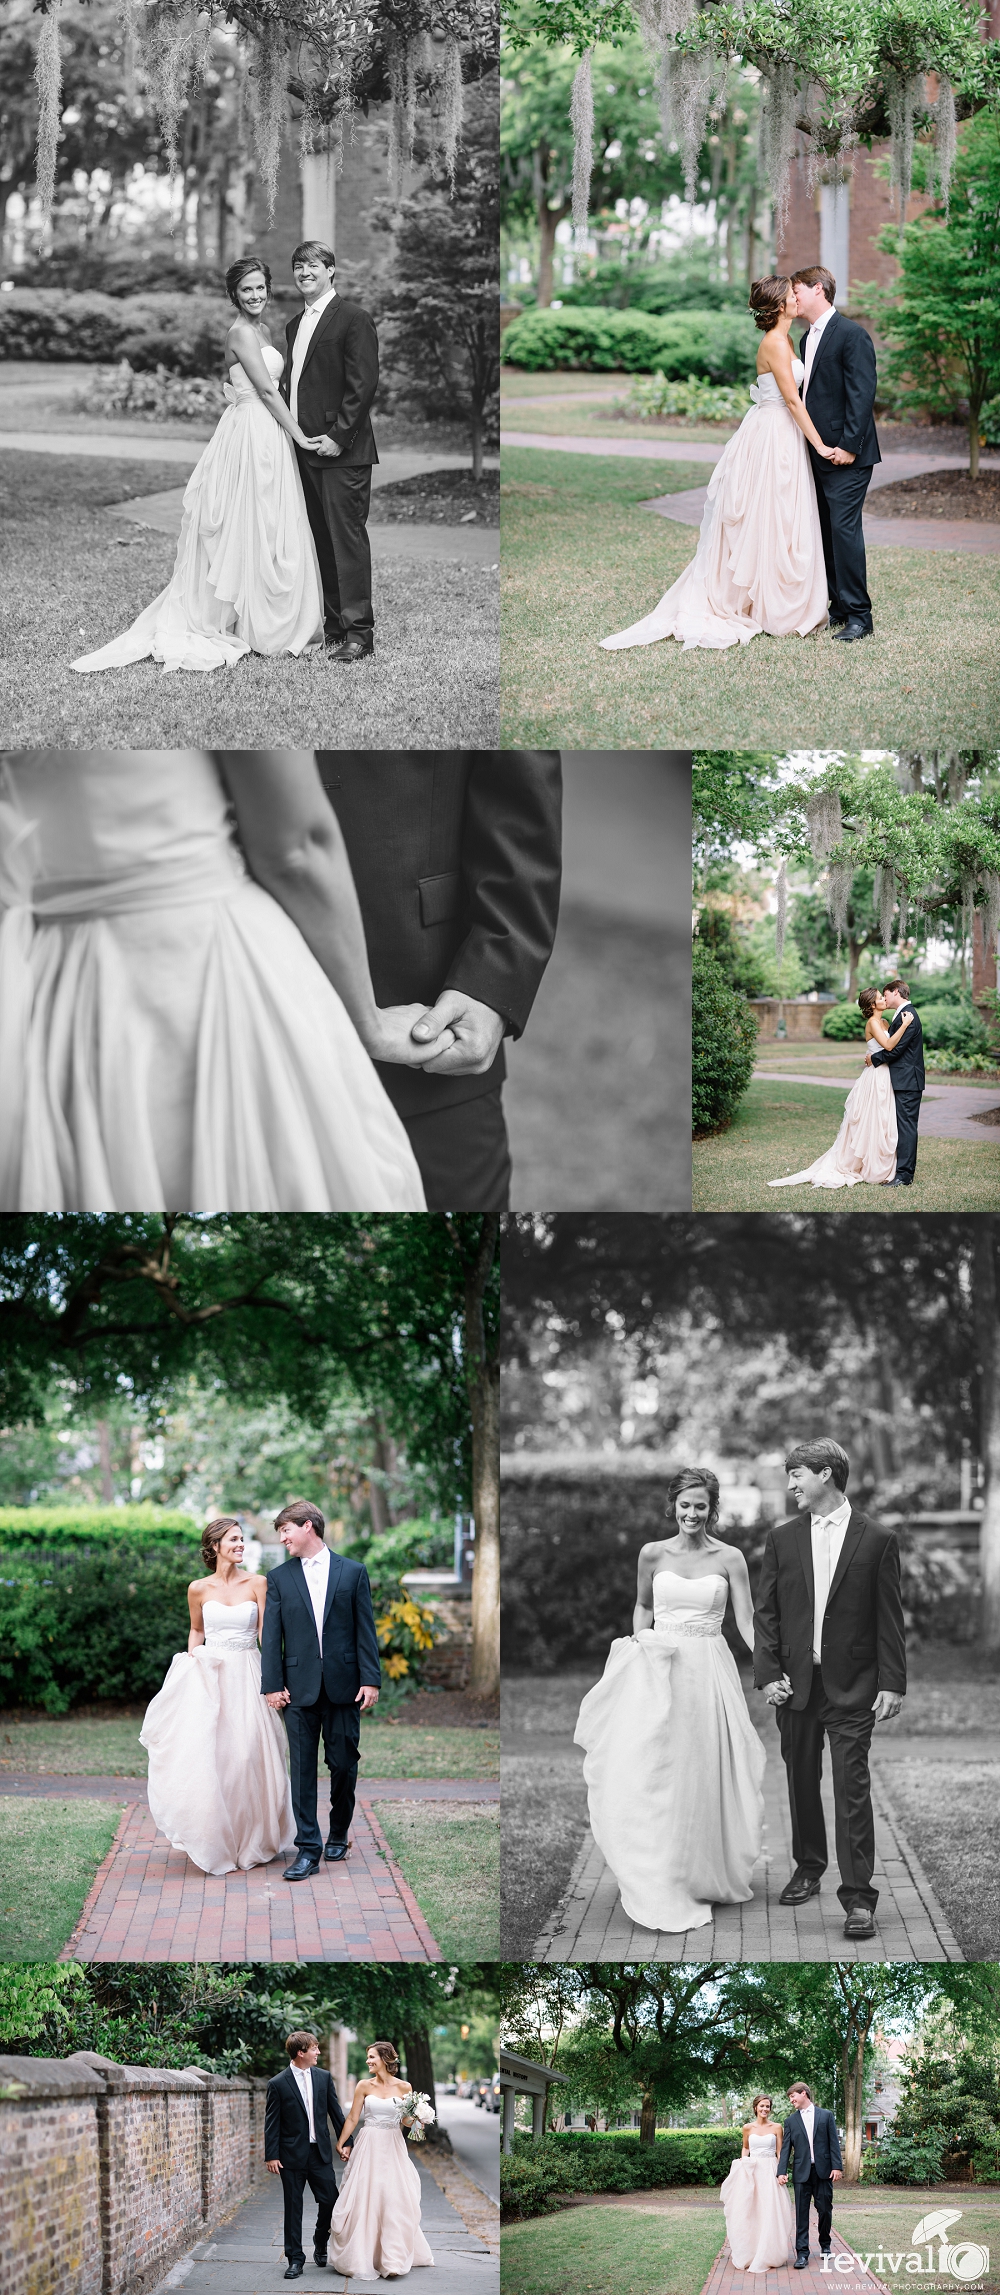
601, 362, 828, 652
768, 1060, 897, 1189
140, 1600, 295, 1875
330, 2095, 434, 2280
721, 2130, 796, 2271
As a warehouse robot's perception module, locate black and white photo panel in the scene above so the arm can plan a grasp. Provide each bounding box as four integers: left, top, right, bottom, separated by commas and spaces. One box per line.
500, 1209, 999, 1966
0, 748, 691, 1215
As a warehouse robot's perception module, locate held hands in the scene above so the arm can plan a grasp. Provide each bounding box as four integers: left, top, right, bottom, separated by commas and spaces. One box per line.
872, 1690, 904, 1722
409, 991, 506, 1075
777, 2174, 788, 2185
314, 436, 342, 458
830, 448, 856, 465
763, 1675, 793, 1706
367, 1005, 458, 1068
264, 1688, 291, 1710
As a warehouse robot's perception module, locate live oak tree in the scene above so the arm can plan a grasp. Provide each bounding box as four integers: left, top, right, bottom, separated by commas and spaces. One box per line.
870, 110, 1000, 477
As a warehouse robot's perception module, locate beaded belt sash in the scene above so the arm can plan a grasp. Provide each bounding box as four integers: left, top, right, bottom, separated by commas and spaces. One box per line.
653, 1618, 722, 1639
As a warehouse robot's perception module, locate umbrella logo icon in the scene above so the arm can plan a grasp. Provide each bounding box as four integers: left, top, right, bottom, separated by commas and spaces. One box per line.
910, 2211, 989, 2280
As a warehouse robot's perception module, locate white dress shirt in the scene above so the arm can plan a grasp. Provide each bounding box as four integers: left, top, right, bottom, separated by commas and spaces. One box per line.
289, 286, 337, 424
811, 1495, 852, 1661
301, 1544, 331, 1652
799, 2101, 816, 2158
802, 302, 838, 400
292, 2064, 317, 2143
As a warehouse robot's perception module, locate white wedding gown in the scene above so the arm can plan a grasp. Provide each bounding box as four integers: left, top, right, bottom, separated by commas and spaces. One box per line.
574, 1571, 766, 1932
330, 2097, 434, 2280
0, 753, 426, 1211
721, 2130, 796, 2272
601, 362, 829, 651
71, 348, 323, 674
140, 1599, 296, 1875
769, 1059, 897, 1189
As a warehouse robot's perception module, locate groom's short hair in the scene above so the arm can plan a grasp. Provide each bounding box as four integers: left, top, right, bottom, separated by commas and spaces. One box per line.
792, 264, 836, 304
292, 240, 336, 273
286, 2030, 318, 2060
788, 2080, 812, 2099
275, 1499, 326, 1538
784, 1440, 850, 1491
882, 978, 910, 998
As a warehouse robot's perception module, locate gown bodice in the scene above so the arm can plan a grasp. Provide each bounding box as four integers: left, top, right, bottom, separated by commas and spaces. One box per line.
361, 2095, 407, 2131
0, 755, 245, 919
202, 1597, 259, 1652
652, 1569, 727, 1638
751, 359, 805, 407
747, 2129, 779, 2159
225, 346, 285, 403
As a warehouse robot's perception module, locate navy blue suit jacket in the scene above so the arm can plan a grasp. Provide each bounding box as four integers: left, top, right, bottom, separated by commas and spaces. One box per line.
260, 1549, 380, 1707
778, 2107, 843, 2183
868, 1004, 925, 1093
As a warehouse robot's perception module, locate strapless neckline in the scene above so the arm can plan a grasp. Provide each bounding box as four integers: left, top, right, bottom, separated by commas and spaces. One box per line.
203, 1598, 257, 1617
652, 1569, 727, 1588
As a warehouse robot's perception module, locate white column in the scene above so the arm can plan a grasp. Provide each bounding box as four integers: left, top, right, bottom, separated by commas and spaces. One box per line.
501, 2085, 517, 2155
301, 140, 338, 248
819, 181, 850, 302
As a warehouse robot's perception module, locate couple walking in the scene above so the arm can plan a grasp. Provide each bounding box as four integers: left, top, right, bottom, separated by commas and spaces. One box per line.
721, 2085, 843, 2273
265, 2031, 434, 2280
575, 1440, 906, 1943
140, 1501, 381, 1881
73, 242, 379, 673
602, 264, 879, 653
771, 979, 926, 1191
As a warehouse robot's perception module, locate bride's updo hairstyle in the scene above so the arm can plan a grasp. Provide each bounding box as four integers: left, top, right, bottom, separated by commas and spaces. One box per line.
369, 2041, 400, 2073
201, 1516, 243, 1569
666, 1467, 721, 1531
748, 275, 793, 332
225, 255, 272, 307
858, 987, 880, 1020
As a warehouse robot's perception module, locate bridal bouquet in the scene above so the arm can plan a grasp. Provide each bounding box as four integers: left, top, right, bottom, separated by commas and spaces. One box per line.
399, 2090, 436, 2142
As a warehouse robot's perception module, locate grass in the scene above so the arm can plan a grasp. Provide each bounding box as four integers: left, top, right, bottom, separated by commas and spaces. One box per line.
500, 443, 1000, 748
0, 1711, 498, 1782
0, 1796, 122, 1959
501, 400, 734, 443
879, 1759, 1000, 1960
500, 1672, 594, 1957
501, 2204, 724, 2295
372, 1798, 500, 1957
754, 1041, 1000, 1086
692, 1079, 1000, 1210
0, 449, 498, 747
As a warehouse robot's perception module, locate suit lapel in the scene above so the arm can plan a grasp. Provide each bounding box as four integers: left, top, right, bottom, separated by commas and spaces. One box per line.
297, 295, 344, 386
286, 1554, 315, 1630
794, 1517, 815, 1612
805, 309, 842, 390
287, 2068, 310, 2126
323, 1550, 345, 1628
827, 1506, 866, 1607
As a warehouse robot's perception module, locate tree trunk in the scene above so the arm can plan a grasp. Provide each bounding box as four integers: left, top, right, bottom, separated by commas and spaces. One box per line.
401, 2028, 452, 2150
454, 1216, 500, 1699
841, 2037, 866, 2182
96, 1418, 114, 1504
975, 1217, 1000, 1648
638, 2086, 657, 2147
970, 403, 981, 480
470, 400, 483, 481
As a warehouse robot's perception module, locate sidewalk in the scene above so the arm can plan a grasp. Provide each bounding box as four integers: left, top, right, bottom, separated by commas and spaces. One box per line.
156, 2151, 498, 2294
753, 1069, 1000, 1142
700, 2227, 891, 2295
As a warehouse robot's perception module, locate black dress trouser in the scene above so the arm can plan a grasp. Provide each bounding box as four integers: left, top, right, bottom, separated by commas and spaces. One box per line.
280, 2145, 338, 2263
891, 1084, 922, 1183
285, 1693, 361, 1859
402, 1087, 512, 1211
776, 1663, 878, 1911
297, 456, 374, 641
807, 452, 875, 627
794, 2166, 833, 2260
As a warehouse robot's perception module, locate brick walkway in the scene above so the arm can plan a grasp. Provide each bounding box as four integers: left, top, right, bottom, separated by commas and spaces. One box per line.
534, 1692, 964, 1963
62, 1784, 445, 1962
700, 2225, 892, 2295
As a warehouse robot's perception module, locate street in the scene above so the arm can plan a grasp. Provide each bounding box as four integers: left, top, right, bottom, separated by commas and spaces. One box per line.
434, 2092, 500, 2202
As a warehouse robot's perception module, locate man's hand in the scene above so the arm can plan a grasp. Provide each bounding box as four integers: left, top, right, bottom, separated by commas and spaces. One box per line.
864, 1044, 874, 1064
831, 2170, 843, 2183
264, 1688, 291, 1710
367, 1005, 457, 1069
830, 447, 856, 464
778, 2174, 788, 2185
762, 1676, 793, 1706
357, 1684, 380, 1712
872, 1690, 904, 1723
409, 991, 506, 1075
267, 2158, 282, 2173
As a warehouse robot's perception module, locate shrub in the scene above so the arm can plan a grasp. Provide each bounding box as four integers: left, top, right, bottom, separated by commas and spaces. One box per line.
342, 1517, 454, 1612
557, 259, 745, 315
500, 304, 759, 382
925, 1048, 1000, 1074
0, 1542, 197, 1712
913, 1003, 989, 1054
374, 1595, 439, 1684
502, 2129, 745, 2216
692, 941, 758, 1135
822, 1003, 868, 1040
7, 250, 225, 297
861, 2130, 947, 2184
617, 372, 751, 424
73, 362, 227, 423
0, 1506, 199, 1550
981, 395, 1000, 446
899, 1541, 979, 1643
0, 290, 229, 371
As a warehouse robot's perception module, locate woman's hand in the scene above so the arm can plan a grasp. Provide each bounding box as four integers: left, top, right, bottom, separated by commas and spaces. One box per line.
814, 441, 835, 460
365, 1006, 457, 1067
336, 2139, 352, 2160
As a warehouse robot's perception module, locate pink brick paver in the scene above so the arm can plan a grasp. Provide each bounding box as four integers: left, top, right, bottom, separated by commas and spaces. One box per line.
701, 2226, 892, 2295
62, 1790, 443, 1963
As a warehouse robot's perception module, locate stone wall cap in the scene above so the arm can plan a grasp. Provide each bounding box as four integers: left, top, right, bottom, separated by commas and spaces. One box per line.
67, 2052, 207, 2091
0, 2053, 106, 2097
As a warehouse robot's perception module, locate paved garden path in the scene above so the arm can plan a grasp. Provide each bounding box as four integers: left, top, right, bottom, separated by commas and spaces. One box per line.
5, 1771, 497, 1804
156, 2149, 497, 2294
533, 1689, 965, 1963
102, 485, 499, 564
754, 1068, 1000, 1142
700, 2228, 891, 2295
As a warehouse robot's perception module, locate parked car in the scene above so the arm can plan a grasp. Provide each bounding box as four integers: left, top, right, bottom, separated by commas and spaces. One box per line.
484, 2075, 500, 2114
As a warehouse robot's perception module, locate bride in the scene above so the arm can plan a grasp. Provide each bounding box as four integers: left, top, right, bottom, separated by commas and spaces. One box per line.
140, 1518, 294, 1874
601, 276, 834, 653
721, 2095, 795, 2273
574, 1468, 766, 1932
0, 751, 444, 1211
331, 2042, 435, 2280
769, 988, 914, 1190
71, 256, 323, 675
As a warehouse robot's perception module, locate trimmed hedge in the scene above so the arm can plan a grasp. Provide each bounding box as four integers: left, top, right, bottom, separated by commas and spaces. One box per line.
500, 303, 759, 382
0, 1543, 197, 1712
501, 2130, 745, 2219
822, 1003, 867, 1040
913, 1003, 989, 1054
692, 942, 759, 1134
0, 1507, 199, 1550
0, 290, 230, 372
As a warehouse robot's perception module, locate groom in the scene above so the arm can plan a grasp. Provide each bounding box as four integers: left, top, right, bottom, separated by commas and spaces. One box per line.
260, 1500, 381, 1882
793, 266, 880, 644
318, 754, 563, 1210
777, 2081, 843, 2268
865, 978, 925, 1186
754, 1439, 906, 1941
282, 240, 379, 663
265, 2029, 346, 2278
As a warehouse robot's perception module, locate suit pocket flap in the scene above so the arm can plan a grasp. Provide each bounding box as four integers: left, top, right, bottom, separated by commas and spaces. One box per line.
419, 870, 462, 928
851, 1642, 875, 1657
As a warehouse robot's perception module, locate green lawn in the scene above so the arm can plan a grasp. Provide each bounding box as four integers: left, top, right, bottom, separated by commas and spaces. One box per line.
0, 449, 498, 747
501, 401, 735, 444
0, 1711, 498, 1782
0, 1796, 122, 1960
500, 444, 1000, 748
693, 1079, 1000, 1210
373, 1799, 500, 1958
877, 1758, 1000, 1960
501, 2205, 724, 2295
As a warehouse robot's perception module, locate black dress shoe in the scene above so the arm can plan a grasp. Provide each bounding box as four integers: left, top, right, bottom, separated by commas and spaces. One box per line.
831, 617, 873, 643
883, 1177, 911, 1186
794, 2257, 809, 2269
843, 1904, 877, 1939
283, 1852, 320, 1882
324, 1837, 350, 1862
328, 635, 374, 661
779, 1871, 822, 1906
285, 2265, 305, 2280
313, 2250, 328, 2267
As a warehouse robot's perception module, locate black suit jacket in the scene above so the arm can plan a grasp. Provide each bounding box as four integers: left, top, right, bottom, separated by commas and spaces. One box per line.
319, 754, 563, 1117
868, 1004, 925, 1093
264, 2065, 345, 2168
282, 296, 379, 467
753, 1505, 906, 1711
778, 2107, 843, 2184
260, 1549, 381, 1707
799, 312, 881, 467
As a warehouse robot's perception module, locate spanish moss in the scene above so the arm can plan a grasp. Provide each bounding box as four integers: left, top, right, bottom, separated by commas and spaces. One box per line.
246, 14, 287, 226
34, 0, 63, 217
807, 788, 844, 862
571, 49, 594, 230
759, 61, 798, 243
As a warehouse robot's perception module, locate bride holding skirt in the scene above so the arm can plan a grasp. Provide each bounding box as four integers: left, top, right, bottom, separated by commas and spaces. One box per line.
721, 2105, 795, 2273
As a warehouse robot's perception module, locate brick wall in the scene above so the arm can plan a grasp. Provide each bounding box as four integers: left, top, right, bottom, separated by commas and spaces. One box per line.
0, 2056, 276, 2295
